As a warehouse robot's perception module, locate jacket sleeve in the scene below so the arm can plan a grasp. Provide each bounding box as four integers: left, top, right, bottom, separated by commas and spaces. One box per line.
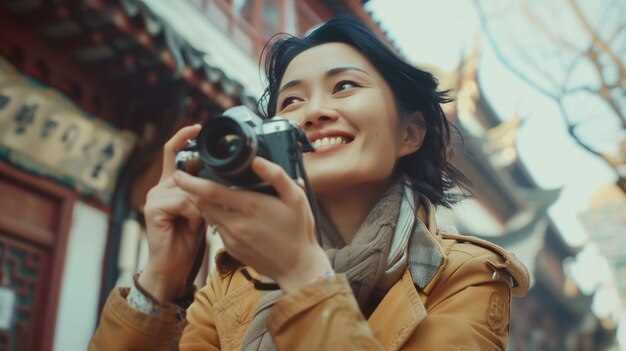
88, 276, 223, 351
268, 274, 386, 351
87, 287, 188, 351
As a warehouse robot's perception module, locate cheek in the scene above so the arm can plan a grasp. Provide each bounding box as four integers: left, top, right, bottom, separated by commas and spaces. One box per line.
344, 92, 386, 116
358, 135, 398, 174
368, 128, 404, 168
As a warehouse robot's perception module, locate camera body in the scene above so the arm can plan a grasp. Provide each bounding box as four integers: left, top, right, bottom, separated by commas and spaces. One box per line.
176, 105, 314, 194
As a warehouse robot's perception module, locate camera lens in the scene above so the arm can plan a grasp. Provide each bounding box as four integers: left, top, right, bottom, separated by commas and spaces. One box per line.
196, 116, 257, 175
213, 134, 240, 159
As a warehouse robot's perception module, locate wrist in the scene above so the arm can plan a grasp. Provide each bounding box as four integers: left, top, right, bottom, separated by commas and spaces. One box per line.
128, 274, 163, 316
276, 247, 333, 293
137, 268, 186, 304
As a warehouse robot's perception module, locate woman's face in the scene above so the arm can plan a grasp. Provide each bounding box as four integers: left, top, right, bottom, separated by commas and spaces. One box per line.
276, 42, 419, 195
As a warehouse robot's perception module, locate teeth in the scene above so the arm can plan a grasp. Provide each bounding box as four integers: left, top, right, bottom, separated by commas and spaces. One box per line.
312, 137, 347, 148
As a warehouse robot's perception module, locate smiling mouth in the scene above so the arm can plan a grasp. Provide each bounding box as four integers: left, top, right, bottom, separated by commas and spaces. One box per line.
311, 136, 352, 149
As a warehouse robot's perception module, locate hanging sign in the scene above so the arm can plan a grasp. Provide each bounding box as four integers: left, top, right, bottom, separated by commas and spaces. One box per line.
0, 57, 136, 203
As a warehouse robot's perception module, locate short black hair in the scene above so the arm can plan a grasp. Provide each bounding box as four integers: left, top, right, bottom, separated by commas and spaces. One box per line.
259, 16, 469, 207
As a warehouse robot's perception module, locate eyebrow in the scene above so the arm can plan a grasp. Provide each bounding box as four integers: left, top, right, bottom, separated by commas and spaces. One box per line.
278, 66, 371, 95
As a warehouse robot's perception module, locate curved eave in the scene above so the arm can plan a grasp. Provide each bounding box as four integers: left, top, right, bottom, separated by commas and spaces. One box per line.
453, 134, 524, 220
474, 186, 561, 246
117, 0, 259, 112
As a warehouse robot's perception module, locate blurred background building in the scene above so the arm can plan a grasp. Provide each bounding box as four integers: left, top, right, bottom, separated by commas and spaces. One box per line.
431, 45, 617, 350
0, 0, 620, 350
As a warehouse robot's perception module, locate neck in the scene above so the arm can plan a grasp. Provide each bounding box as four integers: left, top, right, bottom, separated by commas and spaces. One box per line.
315, 179, 393, 244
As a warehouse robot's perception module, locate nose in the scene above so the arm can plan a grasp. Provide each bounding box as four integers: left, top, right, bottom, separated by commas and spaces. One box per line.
301, 97, 338, 129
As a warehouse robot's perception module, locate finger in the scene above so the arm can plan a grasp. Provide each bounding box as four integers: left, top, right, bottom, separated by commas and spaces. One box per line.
147, 180, 198, 206
161, 124, 202, 181
209, 222, 238, 257
198, 200, 242, 226
175, 198, 204, 233
152, 174, 177, 190
146, 192, 204, 232
251, 157, 304, 203
152, 188, 200, 209
206, 220, 251, 266
173, 170, 246, 212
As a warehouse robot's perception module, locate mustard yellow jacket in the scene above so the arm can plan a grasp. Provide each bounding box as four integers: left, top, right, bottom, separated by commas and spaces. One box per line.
89, 207, 529, 351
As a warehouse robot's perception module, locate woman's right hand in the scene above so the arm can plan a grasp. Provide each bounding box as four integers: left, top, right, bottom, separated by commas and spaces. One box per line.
138, 124, 205, 304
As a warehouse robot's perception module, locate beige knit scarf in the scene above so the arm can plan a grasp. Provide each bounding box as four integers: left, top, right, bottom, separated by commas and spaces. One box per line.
240, 178, 415, 351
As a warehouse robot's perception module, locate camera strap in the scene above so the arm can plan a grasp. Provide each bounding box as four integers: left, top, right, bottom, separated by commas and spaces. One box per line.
241, 268, 280, 291
174, 225, 208, 308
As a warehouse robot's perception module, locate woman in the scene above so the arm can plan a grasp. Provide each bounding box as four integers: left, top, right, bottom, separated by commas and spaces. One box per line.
90, 17, 528, 350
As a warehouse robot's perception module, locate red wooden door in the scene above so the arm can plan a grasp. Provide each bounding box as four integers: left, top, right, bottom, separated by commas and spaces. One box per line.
0, 161, 73, 351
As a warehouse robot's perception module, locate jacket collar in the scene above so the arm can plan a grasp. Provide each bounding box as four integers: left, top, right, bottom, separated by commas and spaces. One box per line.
367, 199, 449, 351
411, 196, 449, 294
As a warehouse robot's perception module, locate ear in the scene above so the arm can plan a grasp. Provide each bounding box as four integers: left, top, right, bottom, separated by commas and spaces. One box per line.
398, 112, 426, 157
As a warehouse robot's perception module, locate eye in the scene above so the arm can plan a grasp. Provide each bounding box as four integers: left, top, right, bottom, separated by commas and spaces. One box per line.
333, 80, 359, 93
280, 96, 303, 109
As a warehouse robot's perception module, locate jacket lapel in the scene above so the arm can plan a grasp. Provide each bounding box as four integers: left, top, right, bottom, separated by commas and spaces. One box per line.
366, 199, 450, 351
212, 275, 264, 351
367, 269, 426, 351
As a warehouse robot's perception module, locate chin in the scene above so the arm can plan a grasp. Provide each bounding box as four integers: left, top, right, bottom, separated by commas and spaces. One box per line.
313, 172, 395, 198
308, 172, 349, 195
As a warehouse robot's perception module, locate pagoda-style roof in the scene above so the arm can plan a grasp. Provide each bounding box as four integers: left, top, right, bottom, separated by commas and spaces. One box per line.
425, 40, 612, 325
0, 0, 255, 130
427, 41, 562, 245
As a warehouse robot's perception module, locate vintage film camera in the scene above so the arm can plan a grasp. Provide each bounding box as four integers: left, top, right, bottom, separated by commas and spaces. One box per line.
176, 105, 315, 195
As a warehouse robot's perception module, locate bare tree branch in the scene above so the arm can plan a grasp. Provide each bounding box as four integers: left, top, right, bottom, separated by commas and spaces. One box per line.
602, 92, 626, 127
515, 0, 580, 53
561, 44, 590, 88
556, 99, 622, 179
579, 40, 626, 127
609, 23, 625, 44
562, 86, 599, 95
475, 0, 626, 187
568, 0, 626, 81
473, 0, 558, 99
512, 38, 560, 90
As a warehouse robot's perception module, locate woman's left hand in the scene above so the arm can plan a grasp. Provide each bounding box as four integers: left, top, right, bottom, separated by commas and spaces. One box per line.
173, 156, 332, 293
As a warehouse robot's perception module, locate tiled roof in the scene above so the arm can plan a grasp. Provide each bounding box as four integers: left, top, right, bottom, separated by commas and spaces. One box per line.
1, 0, 258, 114
119, 0, 259, 111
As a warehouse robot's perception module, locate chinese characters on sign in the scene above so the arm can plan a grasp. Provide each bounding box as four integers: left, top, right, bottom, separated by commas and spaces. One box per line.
0, 58, 136, 203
